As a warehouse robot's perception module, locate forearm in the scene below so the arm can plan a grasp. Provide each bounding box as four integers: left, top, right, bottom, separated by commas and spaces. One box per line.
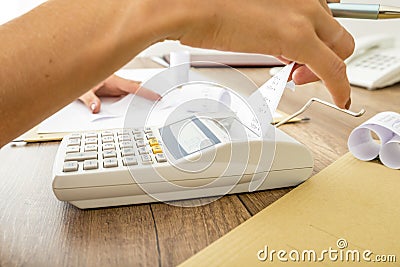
0, 0, 354, 147
0, 0, 200, 147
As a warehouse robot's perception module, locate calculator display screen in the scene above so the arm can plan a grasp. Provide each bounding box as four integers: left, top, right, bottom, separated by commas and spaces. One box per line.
159, 117, 221, 159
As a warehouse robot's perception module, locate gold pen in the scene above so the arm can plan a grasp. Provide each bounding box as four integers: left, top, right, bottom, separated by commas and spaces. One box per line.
328, 3, 400, 19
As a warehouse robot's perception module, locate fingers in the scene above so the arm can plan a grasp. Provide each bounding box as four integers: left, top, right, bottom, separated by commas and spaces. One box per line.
101, 75, 161, 101
315, 8, 355, 61
301, 37, 351, 109
311, 6, 354, 108
318, 0, 332, 15
78, 90, 101, 114
276, 57, 320, 85
291, 23, 354, 85
79, 74, 161, 115
133, 86, 161, 101
292, 66, 320, 85
285, 3, 354, 107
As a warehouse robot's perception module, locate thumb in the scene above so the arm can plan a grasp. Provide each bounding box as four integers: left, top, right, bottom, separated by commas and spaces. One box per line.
78, 90, 102, 114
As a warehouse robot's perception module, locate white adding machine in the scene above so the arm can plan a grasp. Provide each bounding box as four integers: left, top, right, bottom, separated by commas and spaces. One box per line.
52, 62, 314, 209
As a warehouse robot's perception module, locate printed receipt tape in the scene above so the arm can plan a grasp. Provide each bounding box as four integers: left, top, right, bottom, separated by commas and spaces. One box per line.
348, 112, 400, 169
247, 62, 295, 132
168, 51, 295, 136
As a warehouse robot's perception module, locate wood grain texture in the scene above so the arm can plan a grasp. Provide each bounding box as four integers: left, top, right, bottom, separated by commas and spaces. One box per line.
0, 59, 399, 266
150, 196, 251, 266
0, 143, 158, 267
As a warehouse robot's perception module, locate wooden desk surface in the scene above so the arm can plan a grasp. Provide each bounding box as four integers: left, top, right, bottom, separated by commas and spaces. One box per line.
0, 59, 399, 266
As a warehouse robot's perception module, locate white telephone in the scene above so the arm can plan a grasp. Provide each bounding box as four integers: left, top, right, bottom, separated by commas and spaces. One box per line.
346, 34, 400, 90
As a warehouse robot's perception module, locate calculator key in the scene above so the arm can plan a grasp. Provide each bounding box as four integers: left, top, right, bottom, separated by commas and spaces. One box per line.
118, 135, 132, 142
136, 140, 146, 147
103, 150, 117, 159
66, 145, 80, 154
155, 153, 167, 163
146, 133, 156, 139
101, 131, 114, 137
63, 161, 79, 172
83, 160, 98, 170
117, 130, 130, 136
152, 145, 163, 154
148, 138, 159, 147
132, 128, 142, 134
123, 156, 138, 166
121, 148, 135, 157
84, 144, 98, 152
65, 152, 97, 162
102, 143, 115, 150
138, 147, 149, 155
70, 133, 82, 139
144, 127, 152, 133
67, 139, 81, 146
141, 154, 152, 164
134, 133, 145, 141
104, 158, 118, 168
102, 136, 114, 143
120, 141, 134, 149
85, 132, 98, 138
85, 138, 98, 145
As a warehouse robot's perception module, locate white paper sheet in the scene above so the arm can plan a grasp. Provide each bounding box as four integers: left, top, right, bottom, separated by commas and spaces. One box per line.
37, 68, 165, 133
348, 111, 400, 169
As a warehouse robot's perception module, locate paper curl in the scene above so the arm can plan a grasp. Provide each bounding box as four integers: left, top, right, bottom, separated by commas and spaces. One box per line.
348, 112, 400, 169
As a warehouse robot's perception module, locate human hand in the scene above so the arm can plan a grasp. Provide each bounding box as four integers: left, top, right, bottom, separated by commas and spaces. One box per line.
278, 0, 349, 105
79, 74, 161, 113
177, 0, 354, 108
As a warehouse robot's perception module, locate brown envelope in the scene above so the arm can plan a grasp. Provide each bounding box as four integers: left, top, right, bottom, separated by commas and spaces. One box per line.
181, 153, 400, 266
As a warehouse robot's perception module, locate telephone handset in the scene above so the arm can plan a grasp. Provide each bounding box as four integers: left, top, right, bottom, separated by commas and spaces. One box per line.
346, 34, 400, 90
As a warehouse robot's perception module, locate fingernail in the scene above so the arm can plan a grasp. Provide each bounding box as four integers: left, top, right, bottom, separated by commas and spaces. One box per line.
90, 103, 96, 111
345, 98, 351, 110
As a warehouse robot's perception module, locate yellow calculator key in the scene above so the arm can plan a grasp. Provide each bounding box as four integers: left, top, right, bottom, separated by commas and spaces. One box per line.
148, 138, 159, 147
152, 145, 163, 154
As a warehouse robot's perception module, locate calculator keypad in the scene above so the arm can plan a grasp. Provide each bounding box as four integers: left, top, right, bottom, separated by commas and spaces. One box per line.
62, 128, 167, 172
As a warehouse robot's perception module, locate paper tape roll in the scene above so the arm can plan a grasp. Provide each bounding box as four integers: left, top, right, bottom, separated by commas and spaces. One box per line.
380, 135, 400, 169
348, 112, 400, 169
